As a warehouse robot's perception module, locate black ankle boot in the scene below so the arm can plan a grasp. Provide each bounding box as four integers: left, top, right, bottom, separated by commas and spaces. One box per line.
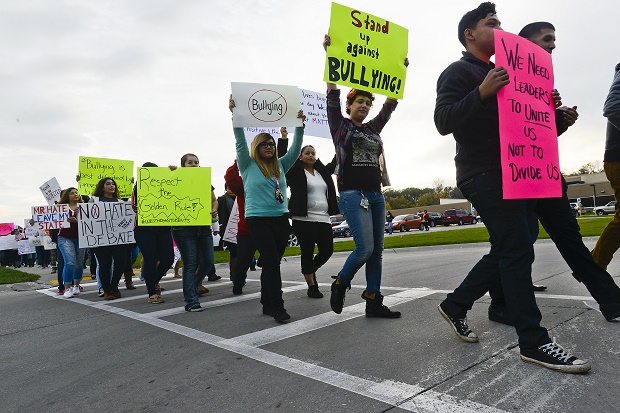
307, 284, 323, 298
330, 276, 350, 314
362, 291, 401, 318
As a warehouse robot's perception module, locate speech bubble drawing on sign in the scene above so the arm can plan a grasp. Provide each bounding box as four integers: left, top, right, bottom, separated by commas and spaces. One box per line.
248, 89, 288, 123
231, 82, 302, 128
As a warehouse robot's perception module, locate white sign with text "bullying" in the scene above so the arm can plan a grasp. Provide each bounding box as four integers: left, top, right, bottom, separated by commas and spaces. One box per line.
231, 82, 303, 128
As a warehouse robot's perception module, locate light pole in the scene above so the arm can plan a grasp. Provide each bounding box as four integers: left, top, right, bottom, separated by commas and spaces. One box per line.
590, 184, 597, 208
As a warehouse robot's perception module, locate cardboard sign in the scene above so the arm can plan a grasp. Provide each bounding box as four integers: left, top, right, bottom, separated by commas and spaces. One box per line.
0, 223, 15, 236
40, 177, 62, 206
0, 235, 18, 250
43, 236, 57, 250
222, 199, 239, 244
78, 156, 134, 198
77, 201, 136, 248
31, 204, 71, 230
299, 89, 330, 139
136, 167, 212, 226
24, 219, 38, 237
231, 82, 302, 128
495, 30, 561, 199
17, 239, 36, 255
324, 2, 408, 99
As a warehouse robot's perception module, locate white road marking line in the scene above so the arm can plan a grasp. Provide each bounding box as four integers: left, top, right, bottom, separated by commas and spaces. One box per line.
146, 284, 309, 318
36, 287, 509, 412
227, 289, 437, 347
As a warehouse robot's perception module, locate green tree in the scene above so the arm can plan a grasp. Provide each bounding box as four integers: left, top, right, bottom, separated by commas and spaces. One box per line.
571, 161, 603, 175
389, 196, 414, 209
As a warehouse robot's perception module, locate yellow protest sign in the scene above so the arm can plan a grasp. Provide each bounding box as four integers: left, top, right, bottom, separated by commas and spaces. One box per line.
324, 2, 408, 99
78, 156, 134, 198
136, 167, 212, 226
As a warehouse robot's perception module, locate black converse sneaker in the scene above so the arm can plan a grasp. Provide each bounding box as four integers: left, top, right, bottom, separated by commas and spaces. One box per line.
438, 303, 479, 343
520, 338, 591, 373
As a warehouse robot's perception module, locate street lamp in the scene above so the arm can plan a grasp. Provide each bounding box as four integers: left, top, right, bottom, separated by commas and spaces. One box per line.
590, 184, 597, 208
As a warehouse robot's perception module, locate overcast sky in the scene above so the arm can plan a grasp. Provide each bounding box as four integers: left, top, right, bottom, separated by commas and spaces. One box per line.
1, 0, 619, 225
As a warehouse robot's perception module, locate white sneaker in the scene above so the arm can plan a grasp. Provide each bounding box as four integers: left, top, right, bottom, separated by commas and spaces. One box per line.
63, 289, 74, 299
73, 285, 80, 295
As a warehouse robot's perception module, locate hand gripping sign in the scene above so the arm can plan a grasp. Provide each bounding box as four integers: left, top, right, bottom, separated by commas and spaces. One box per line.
231, 82, 303, 128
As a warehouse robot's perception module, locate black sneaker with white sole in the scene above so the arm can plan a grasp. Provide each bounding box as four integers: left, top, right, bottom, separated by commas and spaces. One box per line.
520, 338, 591, 373
438, 303, 479, 343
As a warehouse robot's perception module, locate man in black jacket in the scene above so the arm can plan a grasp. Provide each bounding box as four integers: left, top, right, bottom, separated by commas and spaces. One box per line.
434, 2, 590, 373
487, 22, 620, 325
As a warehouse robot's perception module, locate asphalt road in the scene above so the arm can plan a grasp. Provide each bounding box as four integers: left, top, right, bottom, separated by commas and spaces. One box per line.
1, 237, 619, 413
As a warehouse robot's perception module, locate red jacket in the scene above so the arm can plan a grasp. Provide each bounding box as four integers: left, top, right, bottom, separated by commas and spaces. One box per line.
224, 161, 249, 236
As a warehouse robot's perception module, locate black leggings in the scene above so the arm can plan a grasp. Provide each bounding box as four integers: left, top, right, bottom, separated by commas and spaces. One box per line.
246, 215, 290, 311
292, 220, 333, 275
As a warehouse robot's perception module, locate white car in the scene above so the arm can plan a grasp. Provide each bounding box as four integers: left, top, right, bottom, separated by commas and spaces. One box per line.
595, 201, 616, 216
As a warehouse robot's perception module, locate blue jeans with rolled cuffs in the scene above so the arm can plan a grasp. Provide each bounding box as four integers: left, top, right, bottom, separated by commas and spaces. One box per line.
173, 226, 214, 310
57, 236, 85, 285
338, 190, 385, 293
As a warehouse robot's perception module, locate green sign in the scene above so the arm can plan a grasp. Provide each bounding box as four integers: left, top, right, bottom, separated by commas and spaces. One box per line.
136, 167, 212, 226
78, 156, 134, 198
324, 2, 408, 99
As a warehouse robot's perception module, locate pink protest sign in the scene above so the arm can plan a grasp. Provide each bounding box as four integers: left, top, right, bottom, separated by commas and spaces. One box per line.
0, 223, 15, 235
495, 30, 561, 199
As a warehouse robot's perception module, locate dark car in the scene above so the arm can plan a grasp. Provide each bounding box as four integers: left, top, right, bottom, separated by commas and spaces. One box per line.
330, 215, 345, 227
385, 214, 424, 232
332, 220, 351, 238
417, 211, 443, 227
442, 208, 477, 226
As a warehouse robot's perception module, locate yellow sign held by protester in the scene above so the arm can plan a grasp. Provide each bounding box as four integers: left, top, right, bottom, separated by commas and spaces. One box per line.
136, 167, 212, 226
324, 2, 408, 99
78, 156, 134, 198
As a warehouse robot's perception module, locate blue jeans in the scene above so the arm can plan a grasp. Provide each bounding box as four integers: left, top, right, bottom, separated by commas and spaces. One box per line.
57, 236, 85, 285
135, 227, 174, 296
338, 190, 385, 293
173, 226, 214, 309
441, 171, 549, 349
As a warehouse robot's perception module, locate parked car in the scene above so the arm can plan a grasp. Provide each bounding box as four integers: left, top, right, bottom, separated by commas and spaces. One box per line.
287, 231, 299, 247
595, 201, 616, 216
442, 208, 477, 226
569, 202, 581, 218
416, 211, 443, 227
330, 215, 345, 227
287, 219, 299, 246
332, 220, 351, 238
386, 214, 423, 232
427, 211, 443, 227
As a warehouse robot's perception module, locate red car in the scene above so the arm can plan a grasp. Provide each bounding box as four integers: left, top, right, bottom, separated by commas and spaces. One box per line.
385, 214, 423, 232
441, 209, 477, 226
